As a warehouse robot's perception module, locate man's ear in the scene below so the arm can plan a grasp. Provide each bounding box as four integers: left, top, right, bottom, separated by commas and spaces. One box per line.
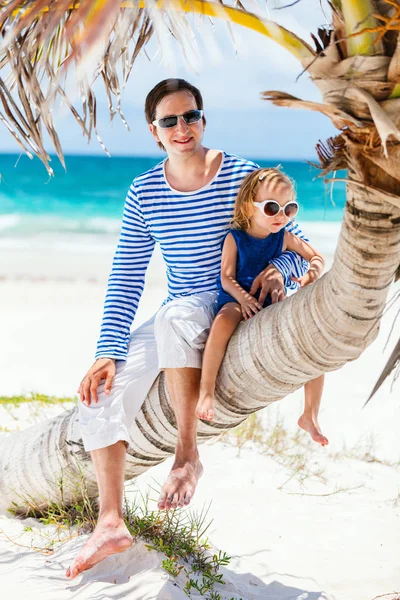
149, 123, 160, 143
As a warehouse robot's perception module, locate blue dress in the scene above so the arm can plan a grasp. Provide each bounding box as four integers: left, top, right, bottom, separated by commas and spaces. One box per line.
216, 228, 285, 312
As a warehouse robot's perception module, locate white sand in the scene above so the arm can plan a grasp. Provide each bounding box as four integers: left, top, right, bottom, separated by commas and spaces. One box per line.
1, 229, 400, 600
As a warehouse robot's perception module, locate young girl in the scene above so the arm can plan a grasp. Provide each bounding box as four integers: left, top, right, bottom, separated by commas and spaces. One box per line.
196, 167, 328, 446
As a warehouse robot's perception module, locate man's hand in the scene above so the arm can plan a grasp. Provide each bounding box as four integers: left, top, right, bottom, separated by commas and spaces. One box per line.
249, 264, 286, 306
78, 358, 116, 406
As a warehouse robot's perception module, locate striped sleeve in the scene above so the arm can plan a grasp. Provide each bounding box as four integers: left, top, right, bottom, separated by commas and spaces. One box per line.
96, 183, 155, 360
270, 221, 309, 291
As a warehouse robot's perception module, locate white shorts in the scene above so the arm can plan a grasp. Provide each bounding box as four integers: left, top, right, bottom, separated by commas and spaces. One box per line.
79, 291, 217, 451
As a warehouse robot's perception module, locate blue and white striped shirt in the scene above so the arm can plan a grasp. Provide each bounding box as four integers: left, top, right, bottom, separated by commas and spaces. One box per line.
96, 152, 308, 359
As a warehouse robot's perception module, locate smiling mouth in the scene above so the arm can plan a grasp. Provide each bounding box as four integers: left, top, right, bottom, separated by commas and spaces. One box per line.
174, 138, 192, 144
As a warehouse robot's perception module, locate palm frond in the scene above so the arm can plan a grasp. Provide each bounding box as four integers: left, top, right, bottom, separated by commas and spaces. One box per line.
366, 336, 400, 402
261, 90, 363, 129
341, 0, 384, 55
0, 0, 315, 173
0, 0, 400, 174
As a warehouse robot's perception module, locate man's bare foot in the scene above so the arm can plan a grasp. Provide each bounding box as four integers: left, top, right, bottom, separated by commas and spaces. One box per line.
158, 456, 203, 510
298, 414, 329, 446
65, 518, 132, 579
196, 392, 214, 421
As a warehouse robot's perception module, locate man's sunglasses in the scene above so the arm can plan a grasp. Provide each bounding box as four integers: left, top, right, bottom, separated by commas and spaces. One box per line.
152, 109, 204, 129
255, 199, 299, 219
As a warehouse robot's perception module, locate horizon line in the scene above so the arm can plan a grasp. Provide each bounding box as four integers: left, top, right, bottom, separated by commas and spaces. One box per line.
0, 151, 319, 163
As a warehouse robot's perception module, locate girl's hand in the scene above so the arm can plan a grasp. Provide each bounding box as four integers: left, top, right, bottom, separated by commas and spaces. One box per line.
291, 272, 318, 288
240, 295, 263, 320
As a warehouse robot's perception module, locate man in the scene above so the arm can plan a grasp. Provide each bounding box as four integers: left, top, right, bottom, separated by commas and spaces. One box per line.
66, 78, 307, 579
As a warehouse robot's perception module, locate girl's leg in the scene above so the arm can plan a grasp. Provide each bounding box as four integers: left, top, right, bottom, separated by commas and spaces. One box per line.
298, 374, 329, 446
196, 303, 243, 421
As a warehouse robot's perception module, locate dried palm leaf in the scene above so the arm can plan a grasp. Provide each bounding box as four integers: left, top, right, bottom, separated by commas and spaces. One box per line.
388, 29, 400, 82
347, 85, 400, 154
0, 0, 318, 173
367, 336, 400, 401
315, 134, 348, 174
261, 90, 363, 129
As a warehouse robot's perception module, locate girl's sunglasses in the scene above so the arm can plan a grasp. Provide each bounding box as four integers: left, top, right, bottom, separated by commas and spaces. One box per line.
152, 109, 204, 129
255, 199, 299, 219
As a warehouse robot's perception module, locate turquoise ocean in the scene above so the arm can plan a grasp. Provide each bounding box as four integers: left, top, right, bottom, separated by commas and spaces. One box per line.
0, 154, 346, 247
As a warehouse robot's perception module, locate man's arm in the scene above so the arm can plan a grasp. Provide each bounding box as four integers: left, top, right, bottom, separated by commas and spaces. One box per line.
95, 183, 155, 360
249, 221, 309, 305
269, 221, 309, 290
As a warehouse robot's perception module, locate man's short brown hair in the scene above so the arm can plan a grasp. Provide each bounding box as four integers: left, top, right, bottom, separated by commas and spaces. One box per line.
145, 78, 206, 150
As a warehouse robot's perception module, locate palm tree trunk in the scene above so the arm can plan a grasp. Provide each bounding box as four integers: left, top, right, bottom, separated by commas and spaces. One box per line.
1, 150, 399, 512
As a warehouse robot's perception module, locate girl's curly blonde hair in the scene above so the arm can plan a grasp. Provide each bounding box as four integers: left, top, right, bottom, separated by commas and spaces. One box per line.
231, 166, 296, 231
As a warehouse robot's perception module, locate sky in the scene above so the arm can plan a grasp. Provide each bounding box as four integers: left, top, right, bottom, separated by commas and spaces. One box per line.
0, 0, 337, 160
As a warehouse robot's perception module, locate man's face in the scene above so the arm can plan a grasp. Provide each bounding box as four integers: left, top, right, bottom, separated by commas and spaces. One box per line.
149, 90, 205, 157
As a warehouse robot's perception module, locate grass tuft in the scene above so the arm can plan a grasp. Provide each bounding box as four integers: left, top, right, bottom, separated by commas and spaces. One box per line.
125, 495, 234, 598
5, 475, 239, 599
9, 478, 95, 526
0, 393, 77, 407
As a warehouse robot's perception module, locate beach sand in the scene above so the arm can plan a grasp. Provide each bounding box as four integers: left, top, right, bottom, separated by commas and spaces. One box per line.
1, 225, 400, 600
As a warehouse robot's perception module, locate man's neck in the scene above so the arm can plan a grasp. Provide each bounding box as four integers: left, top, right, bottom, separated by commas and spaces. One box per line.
164, 147, 222, 193
167, 146, 207, 177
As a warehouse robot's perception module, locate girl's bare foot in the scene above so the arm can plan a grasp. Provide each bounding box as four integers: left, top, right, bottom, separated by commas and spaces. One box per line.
196, 393, 215, 421
298, 414, 329, 446
65, 518, 132, 579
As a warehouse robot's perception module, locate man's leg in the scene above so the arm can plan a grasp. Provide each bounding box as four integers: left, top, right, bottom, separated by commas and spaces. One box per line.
67, 315, 160, 579
157, 367, 202, 511
66, 441, 132, 579
152, 291, 218, 511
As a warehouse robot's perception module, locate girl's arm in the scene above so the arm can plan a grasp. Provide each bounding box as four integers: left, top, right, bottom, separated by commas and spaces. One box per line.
283, 231, 325, 287
220, 233, 263, 318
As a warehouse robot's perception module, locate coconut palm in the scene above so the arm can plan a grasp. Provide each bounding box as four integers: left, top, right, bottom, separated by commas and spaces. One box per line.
0, 0, 400, 511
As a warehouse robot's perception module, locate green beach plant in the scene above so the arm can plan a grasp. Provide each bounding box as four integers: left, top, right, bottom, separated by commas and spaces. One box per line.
0, 393, 78, 407
0, 394, 77, 429
4, 477, 237, 598
0, 1, 399, 512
